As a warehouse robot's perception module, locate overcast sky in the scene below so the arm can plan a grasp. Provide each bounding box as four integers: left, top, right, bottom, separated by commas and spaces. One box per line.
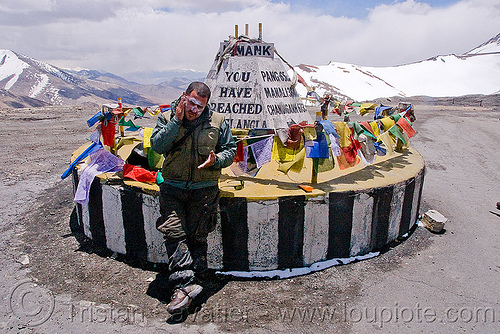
1, 0, 499, 83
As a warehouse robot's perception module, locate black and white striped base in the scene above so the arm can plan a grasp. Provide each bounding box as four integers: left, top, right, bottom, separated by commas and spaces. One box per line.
72, 165, 424, 276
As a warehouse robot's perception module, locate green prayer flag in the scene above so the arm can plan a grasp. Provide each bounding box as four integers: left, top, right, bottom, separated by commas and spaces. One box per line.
133, 107, 144, 117
148, 147, 163, 169
315, 149, 335, 173
118, 117, 138, 128
351, 122, 376, 140
388, 125, 407, 146
391, 114, 402, 123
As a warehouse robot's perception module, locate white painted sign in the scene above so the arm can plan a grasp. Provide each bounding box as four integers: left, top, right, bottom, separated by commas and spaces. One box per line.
205, 40, 313, 130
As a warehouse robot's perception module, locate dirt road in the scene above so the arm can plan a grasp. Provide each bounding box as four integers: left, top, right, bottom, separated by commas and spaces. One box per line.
0, 99, 499, 333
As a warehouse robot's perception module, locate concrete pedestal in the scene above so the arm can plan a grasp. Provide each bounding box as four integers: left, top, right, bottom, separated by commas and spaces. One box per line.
71, 144, 424, 278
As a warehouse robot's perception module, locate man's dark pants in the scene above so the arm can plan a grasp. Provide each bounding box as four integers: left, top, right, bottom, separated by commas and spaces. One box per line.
157, 183, 219, 289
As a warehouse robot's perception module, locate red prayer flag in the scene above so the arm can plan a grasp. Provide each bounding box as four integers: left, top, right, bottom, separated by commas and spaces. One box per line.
396, 117, 416, 138
360, 121, 375, 136
234, 141, 245, 162
123, 164, 158, 183
101, 120, 116, 147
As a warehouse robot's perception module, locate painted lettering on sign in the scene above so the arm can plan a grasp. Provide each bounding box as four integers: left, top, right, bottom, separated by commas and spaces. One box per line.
260, 71, 291, 82
219, 87, 253, 98
266, 103, 307, 115
219, 42, 274, 58
228, 119, 267, 129
210, 102, 263, 115
263, 87, 299, 98
225, 71, 251, 82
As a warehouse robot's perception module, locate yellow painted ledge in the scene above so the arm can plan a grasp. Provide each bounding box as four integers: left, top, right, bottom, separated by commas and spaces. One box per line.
71, 141, 425, 201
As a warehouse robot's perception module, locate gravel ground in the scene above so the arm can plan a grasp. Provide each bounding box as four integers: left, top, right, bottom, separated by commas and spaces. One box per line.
0, 97, 499, 333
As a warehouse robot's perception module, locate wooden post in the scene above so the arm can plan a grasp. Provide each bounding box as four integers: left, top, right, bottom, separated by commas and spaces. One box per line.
235, 24, 238, 38
311, 158, 318, 184
258, 23, 262, 41
118, 97, 124, 137
245, 23, 249, 36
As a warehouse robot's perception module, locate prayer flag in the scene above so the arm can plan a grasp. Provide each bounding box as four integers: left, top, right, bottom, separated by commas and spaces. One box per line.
396, 117, 416, 138
277, 146, 305, 174
123, 164, 158, 183
305, 133, 329, 159
380, 117, 395, 131
360, 121, 375, 137
378, 131, 395, 155
388, 125, 407, 146
133, 107, 144, 117
101, 119, 116, 147
272, 136, 303, 162
336, 150, 360, 170
329, 134, 342, 157
248, 136, 273, 169
334, 122, 352, 147
74, 148, 124, 206
360, 103, 377, 116
374, 141, 386, 156
369, 121, 380, 137
87, 112, 101, 128
358, 134, 377, 165
374, 106, 392, 119
303, 127, 317, 141
315, 149, 335, 173
143, 127, 153, 148
319, 120, 340, 138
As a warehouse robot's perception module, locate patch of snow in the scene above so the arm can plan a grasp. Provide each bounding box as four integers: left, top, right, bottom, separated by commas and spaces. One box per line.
47, 85, 62, 104
29, 73, 49, 98
0, 50, 29, 89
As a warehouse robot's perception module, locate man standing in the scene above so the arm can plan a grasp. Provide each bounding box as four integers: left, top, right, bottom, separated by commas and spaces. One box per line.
321, 94, 331, 120
151, 82, 236, 314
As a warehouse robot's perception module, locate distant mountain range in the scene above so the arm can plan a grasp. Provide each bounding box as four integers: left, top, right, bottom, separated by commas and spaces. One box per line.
0, 32, 499, 109
294, 32, 500, 101
0, 50, 193, 109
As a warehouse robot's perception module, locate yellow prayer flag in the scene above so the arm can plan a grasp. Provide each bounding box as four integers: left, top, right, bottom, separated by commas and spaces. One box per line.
380, 117, 395, 131
378, 131, 395, 155
122, 108, 132, 117
272, 136, 303, 162
334, 122, 352, 148
146, 107, 161, 116
143, 127, 153, 148
359, 103, 377, 116
277, 146, 305, 174
369, 121, 380, 137
303, 127, 317, 141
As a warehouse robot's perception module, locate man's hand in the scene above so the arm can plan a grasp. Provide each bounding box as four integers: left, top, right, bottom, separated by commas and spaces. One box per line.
198, 151, 216, 169
175, 94, 187, 120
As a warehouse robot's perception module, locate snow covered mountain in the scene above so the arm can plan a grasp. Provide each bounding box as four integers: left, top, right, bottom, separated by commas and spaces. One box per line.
294, 32, 500, 101
0, 50, 179, 108
465, 32, 500, 55
1, 32, 499, 108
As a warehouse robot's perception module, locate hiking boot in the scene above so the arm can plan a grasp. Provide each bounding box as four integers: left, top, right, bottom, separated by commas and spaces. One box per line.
166, 284, 203, 314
